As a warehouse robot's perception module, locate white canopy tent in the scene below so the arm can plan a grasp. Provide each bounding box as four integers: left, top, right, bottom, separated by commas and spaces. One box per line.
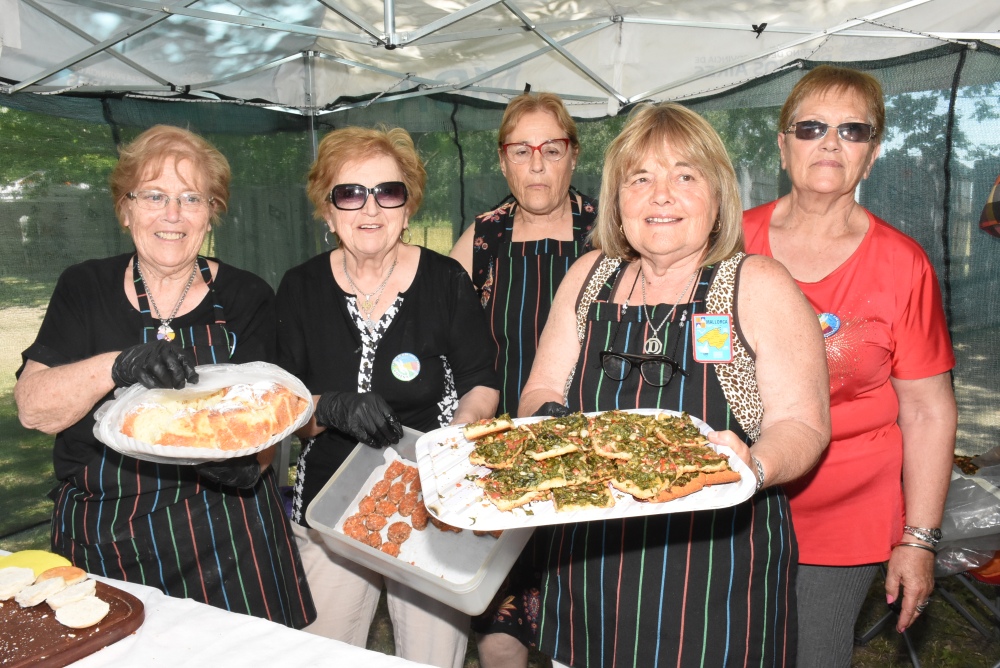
2, 0, 999, 116
0, 0, 998, 472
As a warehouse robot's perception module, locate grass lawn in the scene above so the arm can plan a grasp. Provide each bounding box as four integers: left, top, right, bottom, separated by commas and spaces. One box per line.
0, 392, 54, 539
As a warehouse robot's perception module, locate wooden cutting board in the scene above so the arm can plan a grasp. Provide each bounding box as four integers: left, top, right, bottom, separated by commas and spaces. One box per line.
0, 580, 144, 668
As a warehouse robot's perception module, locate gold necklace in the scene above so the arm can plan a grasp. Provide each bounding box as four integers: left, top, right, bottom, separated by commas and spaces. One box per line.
342, 252, 398, 335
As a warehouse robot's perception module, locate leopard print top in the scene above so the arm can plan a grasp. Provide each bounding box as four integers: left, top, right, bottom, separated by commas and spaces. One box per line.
575, 252, 762, 441
704, 252, 763, 442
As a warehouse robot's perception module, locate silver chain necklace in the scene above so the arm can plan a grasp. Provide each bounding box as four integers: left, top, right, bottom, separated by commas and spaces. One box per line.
342, 252, 398, 335
137, 259, 199, 342
640, 268, 698, 355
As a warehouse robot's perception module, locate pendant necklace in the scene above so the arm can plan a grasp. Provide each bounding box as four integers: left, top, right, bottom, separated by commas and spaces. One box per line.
342, 252, 398, 336
640, 267, 698, 355
137, 259, 199, 342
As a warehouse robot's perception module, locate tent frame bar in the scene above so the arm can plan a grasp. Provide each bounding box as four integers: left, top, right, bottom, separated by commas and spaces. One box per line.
631, 0, 937, 102
20, 0, 169, 86
9, 0, 203, 93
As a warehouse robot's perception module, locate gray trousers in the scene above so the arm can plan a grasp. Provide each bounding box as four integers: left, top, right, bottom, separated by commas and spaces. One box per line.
797, 563, 880, 668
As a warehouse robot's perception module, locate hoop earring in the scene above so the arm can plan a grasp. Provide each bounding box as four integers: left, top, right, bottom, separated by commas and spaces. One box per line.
712, 216, 721, 234
400, 227, 412, 244
324, 229, 334, 247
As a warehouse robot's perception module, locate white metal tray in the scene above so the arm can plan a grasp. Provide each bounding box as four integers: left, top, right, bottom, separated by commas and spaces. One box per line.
306, 428, 532, 616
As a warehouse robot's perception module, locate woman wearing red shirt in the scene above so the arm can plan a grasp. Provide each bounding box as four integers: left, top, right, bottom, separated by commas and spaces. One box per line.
743, 65, 957, 667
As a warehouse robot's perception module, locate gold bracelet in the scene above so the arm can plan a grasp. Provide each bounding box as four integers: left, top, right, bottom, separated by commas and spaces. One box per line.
892, 542, 937, 555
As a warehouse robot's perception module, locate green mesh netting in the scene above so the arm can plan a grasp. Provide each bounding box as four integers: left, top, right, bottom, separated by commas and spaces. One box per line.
1, 42, 998, 540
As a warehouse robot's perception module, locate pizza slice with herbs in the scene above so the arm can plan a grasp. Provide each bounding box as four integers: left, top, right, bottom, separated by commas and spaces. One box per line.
651, 412, 711, 448
476, 454, 568, 494
463, 413, 515, 441
524, 412, 590, 459
550, 481, 616, 512
588, 410, 645, 460
468, 424, 534, 469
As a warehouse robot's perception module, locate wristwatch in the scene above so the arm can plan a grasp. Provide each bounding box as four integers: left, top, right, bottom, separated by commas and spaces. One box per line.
903, 525, 942, 545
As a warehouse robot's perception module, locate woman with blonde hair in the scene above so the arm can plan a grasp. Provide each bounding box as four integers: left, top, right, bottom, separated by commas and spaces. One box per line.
521, 103, 831, 666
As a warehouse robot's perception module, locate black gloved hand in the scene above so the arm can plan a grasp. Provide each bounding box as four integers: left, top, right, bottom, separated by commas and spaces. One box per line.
194, 455, 261, 489
314, 391, 403, 448
533, 401, 572, 418
112, 340, 198, 389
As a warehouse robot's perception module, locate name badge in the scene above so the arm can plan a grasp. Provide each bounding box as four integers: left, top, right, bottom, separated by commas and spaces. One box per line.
692, 314, 733, 363
391, 353, 421, 381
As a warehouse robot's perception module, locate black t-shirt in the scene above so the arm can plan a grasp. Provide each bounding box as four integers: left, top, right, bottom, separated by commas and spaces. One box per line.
20, 253, 276, 481
276, 247, 499, 511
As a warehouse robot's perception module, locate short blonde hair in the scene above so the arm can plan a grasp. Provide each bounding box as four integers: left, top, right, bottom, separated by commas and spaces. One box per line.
590, 103, 743, 266
111, 125, 230, 229
779, 65, 885, 143
307, 126, 426, 220
498, 92, 579, 151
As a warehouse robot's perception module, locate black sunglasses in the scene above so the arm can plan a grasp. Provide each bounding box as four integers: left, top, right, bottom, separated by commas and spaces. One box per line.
328, 182, 408, 210
784, 120, 876, 143
600, 350, 688, 387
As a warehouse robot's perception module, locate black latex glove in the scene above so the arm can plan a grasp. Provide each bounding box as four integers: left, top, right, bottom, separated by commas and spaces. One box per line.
112, 340, 198, 389
314, 391, 403, 448
533, 401, 572, 418
194, 455, 261, 489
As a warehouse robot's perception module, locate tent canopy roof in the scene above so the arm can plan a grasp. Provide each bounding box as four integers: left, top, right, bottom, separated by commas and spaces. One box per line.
2, 0, 999, 116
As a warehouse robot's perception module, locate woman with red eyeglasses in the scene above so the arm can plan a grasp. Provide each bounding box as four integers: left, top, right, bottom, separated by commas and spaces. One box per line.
449, 92, 597, 668
743, 65, 957, 667
276, 126, 499, 668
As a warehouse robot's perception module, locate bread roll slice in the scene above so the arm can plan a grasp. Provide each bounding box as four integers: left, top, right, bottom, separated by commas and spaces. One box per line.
0, 566, 36, 600
15, 576, 66, 607
47, 578, 98, 609
55, 595, 111, 629
37, 565, 88, 587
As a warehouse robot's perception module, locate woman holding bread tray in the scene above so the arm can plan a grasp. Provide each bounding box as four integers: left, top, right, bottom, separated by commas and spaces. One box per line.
14, 125, 315, 629
518, 103, 831, 666
276, 125, 499, 668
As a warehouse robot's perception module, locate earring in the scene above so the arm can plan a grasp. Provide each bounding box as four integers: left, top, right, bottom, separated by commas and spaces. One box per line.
400, 227, 412, 244
324, 229, 333, 247
712, 216, 721, 233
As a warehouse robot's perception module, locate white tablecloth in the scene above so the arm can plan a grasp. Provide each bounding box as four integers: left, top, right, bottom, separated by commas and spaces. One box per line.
74, 574, 432, 667
0, 551, 430, 668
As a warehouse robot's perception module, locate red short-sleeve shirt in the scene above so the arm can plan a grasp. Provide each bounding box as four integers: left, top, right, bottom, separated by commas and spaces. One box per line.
744, 201, 955, 565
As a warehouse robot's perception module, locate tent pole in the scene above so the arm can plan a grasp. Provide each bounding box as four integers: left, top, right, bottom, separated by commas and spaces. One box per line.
384, 0, 397, 49
305, 51, 318, 163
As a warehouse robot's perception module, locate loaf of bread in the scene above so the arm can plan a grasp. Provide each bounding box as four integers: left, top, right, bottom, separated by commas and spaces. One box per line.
121, 382, 308, 450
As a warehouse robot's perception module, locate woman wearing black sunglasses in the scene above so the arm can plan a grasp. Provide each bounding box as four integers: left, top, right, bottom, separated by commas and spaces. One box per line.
275, 126, 499, 668
743, 65, 957, 667
520, 102, 830, 667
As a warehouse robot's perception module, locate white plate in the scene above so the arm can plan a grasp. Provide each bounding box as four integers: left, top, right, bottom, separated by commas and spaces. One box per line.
93, 361, 314, 464
415, 408, 755, 531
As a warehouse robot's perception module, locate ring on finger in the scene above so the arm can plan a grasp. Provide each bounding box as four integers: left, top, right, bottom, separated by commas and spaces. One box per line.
915, 601, 929, 613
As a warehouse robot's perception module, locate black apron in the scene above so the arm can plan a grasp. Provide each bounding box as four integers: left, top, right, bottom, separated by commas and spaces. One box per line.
537, 259, 796, 667
50, 255, 315, 628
